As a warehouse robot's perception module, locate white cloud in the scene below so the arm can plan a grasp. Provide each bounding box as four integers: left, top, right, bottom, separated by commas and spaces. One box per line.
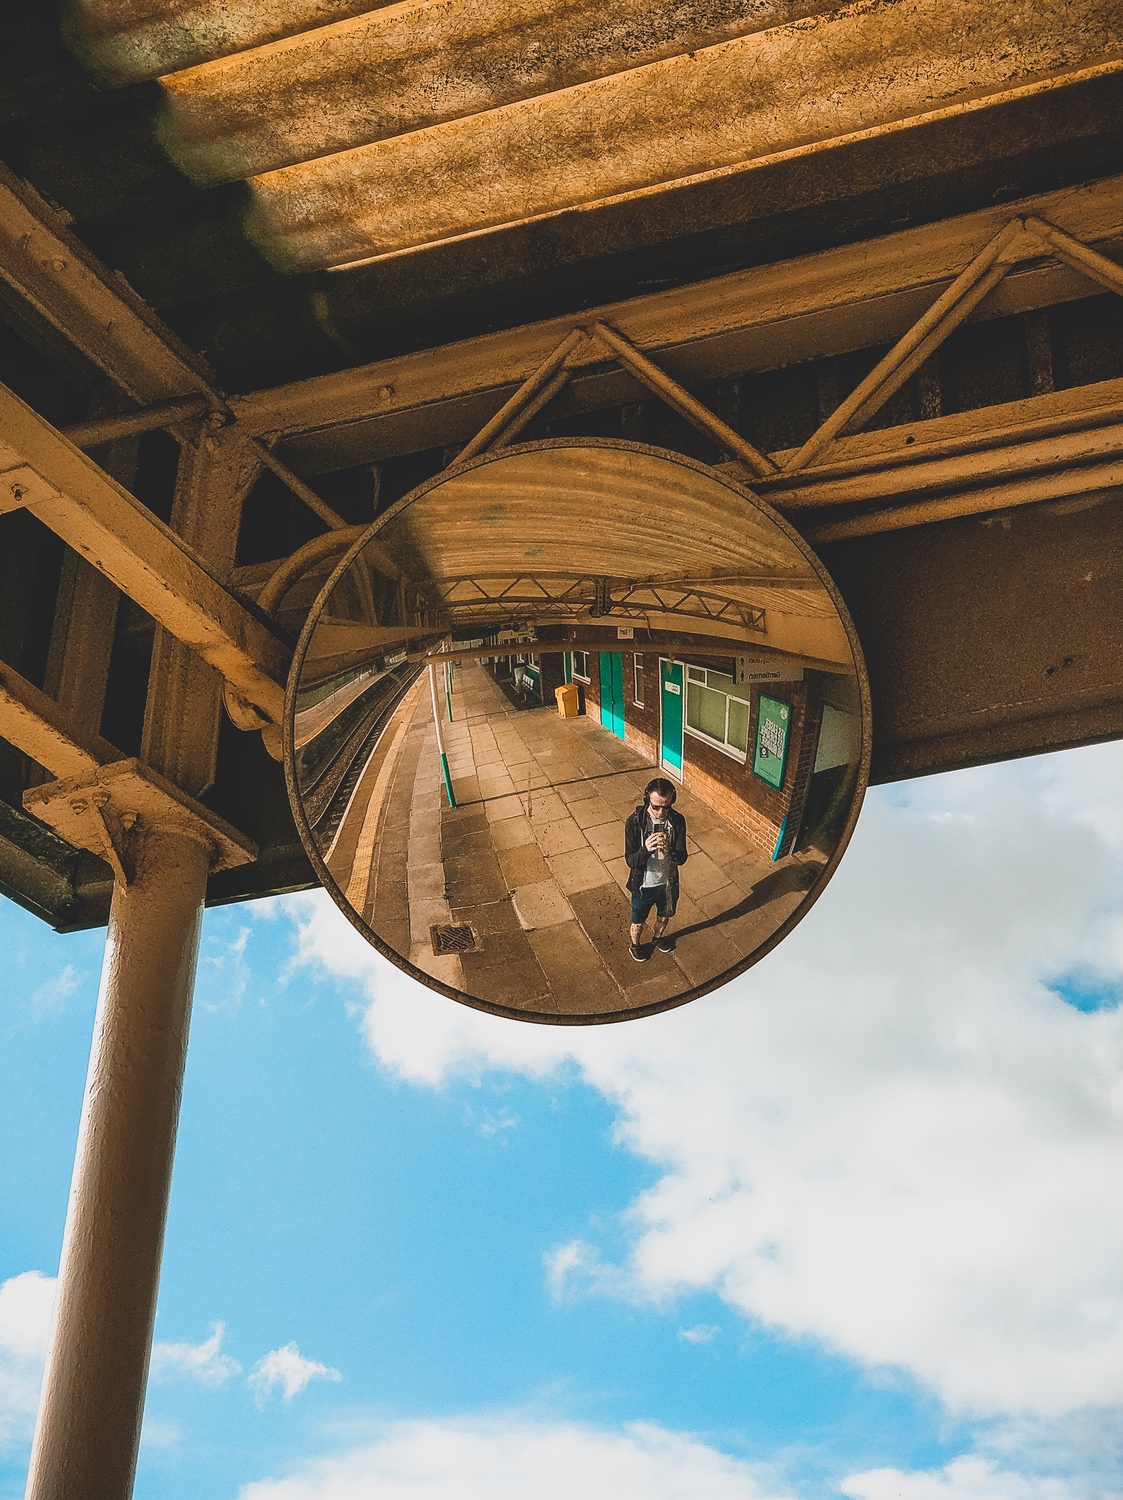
282, 741, 1123, 1420
197, 922, 253, 1010
150, 1322, 241, 1387
247, 1344, 341, 1406
30, 963, 81, 1015
237, 1415, 792, 1500
0, 1271, 54, 1447
679, 1324, 720, 1344
842, 1456, 1081, 1500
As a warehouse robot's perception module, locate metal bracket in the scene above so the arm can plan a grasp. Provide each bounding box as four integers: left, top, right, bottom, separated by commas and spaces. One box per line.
24, 758, 257, 880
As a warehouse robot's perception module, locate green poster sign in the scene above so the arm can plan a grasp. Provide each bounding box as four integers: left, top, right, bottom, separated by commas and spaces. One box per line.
752, 694, 791, 790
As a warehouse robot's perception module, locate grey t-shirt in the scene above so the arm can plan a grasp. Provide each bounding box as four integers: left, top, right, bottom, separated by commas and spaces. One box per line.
641, 814, 671, 887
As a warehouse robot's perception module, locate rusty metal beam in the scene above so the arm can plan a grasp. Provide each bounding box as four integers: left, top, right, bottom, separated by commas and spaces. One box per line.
234, 175, 1123, 462
781, 219, 1024, 473
589, 321, 776, 477
0, 382, 287, 722
0, 659, 120, 780
750, 377, 1123, 539
0, 163, 218, 405
1025, 214, 1123, 297
61, 397, 213, 448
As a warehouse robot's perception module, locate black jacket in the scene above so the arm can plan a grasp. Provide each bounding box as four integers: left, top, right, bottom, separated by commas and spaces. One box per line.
624, 804, 688, 894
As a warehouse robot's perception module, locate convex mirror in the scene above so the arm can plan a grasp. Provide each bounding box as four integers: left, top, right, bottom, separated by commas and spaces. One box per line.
285, 440, 870, 1022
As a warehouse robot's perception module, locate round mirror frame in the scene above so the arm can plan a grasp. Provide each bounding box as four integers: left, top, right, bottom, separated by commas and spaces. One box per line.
283, 438, 873, 1025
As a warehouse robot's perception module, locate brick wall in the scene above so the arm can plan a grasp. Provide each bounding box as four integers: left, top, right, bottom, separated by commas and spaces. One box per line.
581, 651, 600, 723
679, 680, 816, 857
577, 642, 824, 859
539, 652, 567, 703
623, 651, 659, 763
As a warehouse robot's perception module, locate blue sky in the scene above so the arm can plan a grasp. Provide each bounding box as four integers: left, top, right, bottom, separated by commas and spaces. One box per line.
1, 743, 1121, 1500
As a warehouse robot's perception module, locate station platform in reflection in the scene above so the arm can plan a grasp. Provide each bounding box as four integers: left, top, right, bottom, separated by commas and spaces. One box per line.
327, 661, 825, 1016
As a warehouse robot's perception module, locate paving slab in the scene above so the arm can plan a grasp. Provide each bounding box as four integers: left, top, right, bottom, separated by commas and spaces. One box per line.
443, 806, 489, 832
408, 861, 447, 903
440, 825, 494, 860
444, 850, 507, 906
693, 882, 752, 921
498, 843, 552, 888
567, 883, 644, 986
409, 947, 464, 990
524, 790, 568, 824
458, 930, 552, 1011
691, 827, 756, 865
547, 846, 611, 894
585, 821, 625, 861
449, 896, 521, 937
671, 924, 743, 988
679, 849, 731, 899
408, 831, 442, 866
552, 781, 600, 804
489, 815, 536, 851
570, 795, 617, 829
617, 964, 690, 1005
536, 819, 589, 857
526, 922, 622, 1013
485, 794, 525, 822
407, 895, 454, 941
511, 879, 575, 930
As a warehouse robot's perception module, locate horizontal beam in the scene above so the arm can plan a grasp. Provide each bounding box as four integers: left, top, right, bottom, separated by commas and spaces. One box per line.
0, 660, 120, 780
753, 377, 1123, 525
235, 174, 1123, 463
0, 382, 288, 723
0, 163, 218, 405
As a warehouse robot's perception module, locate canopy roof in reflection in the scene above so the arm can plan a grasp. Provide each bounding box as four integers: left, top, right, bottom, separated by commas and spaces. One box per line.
302, 442, 855, 683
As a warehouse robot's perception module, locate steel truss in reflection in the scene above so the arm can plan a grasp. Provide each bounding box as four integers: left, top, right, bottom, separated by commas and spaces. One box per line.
422, 573, 769, 633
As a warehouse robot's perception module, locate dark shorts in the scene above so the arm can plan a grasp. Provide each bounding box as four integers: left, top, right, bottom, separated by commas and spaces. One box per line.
631, 884, 676, 925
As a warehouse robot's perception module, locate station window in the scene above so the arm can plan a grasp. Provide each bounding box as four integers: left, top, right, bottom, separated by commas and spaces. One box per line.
685, 665, 752, 759
571, 650, 590, 682
633, 655, 644, 705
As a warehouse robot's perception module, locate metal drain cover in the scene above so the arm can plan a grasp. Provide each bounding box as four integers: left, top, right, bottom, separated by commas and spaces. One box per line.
430, 923, 477, 956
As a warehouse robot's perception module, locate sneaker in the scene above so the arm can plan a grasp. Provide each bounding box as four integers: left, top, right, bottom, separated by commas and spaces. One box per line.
629, 942, 650, 962
654, 935, 675, 953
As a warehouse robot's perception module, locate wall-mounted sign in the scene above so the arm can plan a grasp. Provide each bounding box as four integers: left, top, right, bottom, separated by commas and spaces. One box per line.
616, 625, 635, 639
753, 694, 791, 789
736, 656, 803, 684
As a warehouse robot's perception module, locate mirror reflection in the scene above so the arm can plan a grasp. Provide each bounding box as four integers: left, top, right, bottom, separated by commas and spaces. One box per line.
287, 441, 867, 1022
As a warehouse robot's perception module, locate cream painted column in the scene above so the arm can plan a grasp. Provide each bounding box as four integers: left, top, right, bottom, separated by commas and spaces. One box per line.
24, 823, 211, 1500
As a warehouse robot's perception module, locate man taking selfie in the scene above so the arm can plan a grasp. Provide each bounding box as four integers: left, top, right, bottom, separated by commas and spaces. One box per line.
624, 777, 688, 961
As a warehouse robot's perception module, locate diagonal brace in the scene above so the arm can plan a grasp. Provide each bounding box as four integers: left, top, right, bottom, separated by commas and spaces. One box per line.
1024, 215, 1123, 297
589, 321, 777, 478
782, 218, 1024, 473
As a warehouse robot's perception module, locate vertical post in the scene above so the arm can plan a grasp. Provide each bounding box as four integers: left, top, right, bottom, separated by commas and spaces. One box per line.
25, 825, 212, 1500
428, 664, 456, 808
444, 660, 453, 721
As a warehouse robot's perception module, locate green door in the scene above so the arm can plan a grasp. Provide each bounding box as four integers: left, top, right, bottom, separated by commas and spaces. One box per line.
660, 659, 684, 775
598, 651, 625, 739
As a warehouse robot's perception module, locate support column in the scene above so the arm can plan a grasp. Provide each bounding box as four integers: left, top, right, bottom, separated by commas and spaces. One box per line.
24, 826, 208, 1500
22, 762, 255, 1500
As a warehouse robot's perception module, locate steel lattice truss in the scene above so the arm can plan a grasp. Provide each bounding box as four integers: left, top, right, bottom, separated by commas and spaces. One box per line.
423, 573, 769, 632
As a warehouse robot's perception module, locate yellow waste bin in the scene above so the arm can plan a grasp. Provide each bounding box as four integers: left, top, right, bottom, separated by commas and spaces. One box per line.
555, 682, 580, 718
